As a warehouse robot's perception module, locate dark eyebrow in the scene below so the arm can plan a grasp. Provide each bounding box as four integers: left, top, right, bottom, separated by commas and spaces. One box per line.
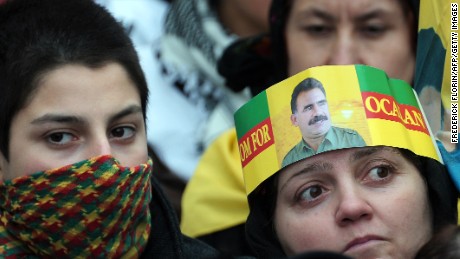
295, 8, 337, 23
296, 8, 393, 24
108, 104, 143, 124
280, 161, 333, 192
317, 99, 327, 105
354, 9, 392, 23
31, 104, 143, 126
349, 146, 399, 162
31, 114, 86, 125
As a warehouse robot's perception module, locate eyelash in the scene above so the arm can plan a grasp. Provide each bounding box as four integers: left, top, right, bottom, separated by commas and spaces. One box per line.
295, 182, 327, 206
359, 25, 388, 38
295, 163, 397, 206
109, 125, 137, 142
363, 163, 396, 185
44, 125, 137, 147
303, 25, 333, 37
301, 24, 388, 38
46, 131, 76, 146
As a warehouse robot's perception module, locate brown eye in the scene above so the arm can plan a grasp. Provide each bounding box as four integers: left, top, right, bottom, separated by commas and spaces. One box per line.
47, 132, 75, 145
368, 167, 390, 180
110, 126, 135, 140
300, 185, 323, 202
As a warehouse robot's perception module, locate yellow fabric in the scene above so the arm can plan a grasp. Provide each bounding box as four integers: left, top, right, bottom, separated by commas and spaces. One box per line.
426, 0, 454, 115
418, 0, 460, 223
180, 129, 249, 237
418, 0, 458, 136
418, 0, 452, 41
458, 200, 460, 224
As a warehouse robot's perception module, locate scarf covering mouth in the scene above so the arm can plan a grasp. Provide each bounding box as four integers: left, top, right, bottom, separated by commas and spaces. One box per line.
0, 155, 153, 258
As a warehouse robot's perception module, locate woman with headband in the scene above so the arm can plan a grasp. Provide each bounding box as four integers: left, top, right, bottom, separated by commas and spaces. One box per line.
235, 65, 458, 258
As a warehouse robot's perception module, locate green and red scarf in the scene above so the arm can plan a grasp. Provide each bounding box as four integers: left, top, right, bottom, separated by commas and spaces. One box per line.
0, 155, 152, 258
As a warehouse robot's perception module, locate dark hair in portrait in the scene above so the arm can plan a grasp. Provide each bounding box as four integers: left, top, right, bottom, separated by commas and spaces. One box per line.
290, 78, 326, 114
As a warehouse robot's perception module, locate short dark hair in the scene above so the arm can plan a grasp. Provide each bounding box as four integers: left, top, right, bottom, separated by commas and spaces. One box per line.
290, 77, 326, 114
0, 0, 148, 159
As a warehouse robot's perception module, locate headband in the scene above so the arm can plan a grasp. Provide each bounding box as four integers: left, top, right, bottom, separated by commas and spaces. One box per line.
235, 65, 442, 195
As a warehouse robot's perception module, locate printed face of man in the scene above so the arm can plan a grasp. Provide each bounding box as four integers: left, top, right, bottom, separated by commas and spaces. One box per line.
291, 88, 331, 142
274, 147, 432, 258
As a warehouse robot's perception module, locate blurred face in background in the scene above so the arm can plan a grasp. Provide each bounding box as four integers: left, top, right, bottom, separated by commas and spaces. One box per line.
285, 0, 415, 83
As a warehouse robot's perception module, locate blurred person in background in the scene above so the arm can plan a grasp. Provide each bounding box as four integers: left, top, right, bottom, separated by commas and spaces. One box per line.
151, 0, 271, 181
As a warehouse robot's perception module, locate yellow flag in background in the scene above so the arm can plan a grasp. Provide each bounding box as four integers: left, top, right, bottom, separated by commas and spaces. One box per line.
416, 0, 456, 136
415, 0, 460, 218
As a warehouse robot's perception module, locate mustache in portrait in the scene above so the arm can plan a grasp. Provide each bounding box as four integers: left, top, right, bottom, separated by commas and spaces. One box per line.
308, 115, 328, 125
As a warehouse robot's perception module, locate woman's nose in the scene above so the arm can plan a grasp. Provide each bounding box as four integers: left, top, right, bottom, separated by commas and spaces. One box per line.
87, 136, 112, 158
335, 186, 373, 226
328, 32, 360, 65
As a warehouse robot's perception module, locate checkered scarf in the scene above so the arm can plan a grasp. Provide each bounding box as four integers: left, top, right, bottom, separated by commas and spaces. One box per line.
0, 155, 152, 258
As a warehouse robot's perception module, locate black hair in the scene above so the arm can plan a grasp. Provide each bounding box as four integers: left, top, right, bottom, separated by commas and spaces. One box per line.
290, 78, 326, 114
0, 0, 148, 160
415, 225, 460, 259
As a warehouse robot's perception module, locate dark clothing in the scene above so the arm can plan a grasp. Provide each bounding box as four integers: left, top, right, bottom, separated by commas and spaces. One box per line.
144, 175, 220, 258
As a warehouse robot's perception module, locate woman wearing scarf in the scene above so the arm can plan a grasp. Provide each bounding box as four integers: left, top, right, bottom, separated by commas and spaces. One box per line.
0, 0, 219, 257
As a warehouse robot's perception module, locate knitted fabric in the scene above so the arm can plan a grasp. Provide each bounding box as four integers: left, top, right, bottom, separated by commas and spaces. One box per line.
0, 155, 152, 258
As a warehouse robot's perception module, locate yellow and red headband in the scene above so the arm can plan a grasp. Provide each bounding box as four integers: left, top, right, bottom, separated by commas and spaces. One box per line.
234, 65, 442, 195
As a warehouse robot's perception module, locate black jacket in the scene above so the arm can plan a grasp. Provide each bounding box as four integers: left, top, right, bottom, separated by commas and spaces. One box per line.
141, 175, 221, 258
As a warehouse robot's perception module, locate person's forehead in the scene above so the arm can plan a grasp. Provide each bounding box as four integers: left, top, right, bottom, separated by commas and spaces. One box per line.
24, 63, 141, 113
298, 88, 325, 101
289, 0, 406, 20
285, 146, 400, 172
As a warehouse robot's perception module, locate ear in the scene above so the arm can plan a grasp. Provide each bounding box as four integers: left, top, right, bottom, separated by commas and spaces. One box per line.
290, 114, 298, 126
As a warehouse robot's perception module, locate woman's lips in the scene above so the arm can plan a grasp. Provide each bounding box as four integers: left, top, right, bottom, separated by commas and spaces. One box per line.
343, 235, 384, 253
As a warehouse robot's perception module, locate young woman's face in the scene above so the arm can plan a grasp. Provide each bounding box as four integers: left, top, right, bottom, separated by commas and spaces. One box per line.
0, 62, 148, 181
285, 0, 415, 83
274, 147, 432, 258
